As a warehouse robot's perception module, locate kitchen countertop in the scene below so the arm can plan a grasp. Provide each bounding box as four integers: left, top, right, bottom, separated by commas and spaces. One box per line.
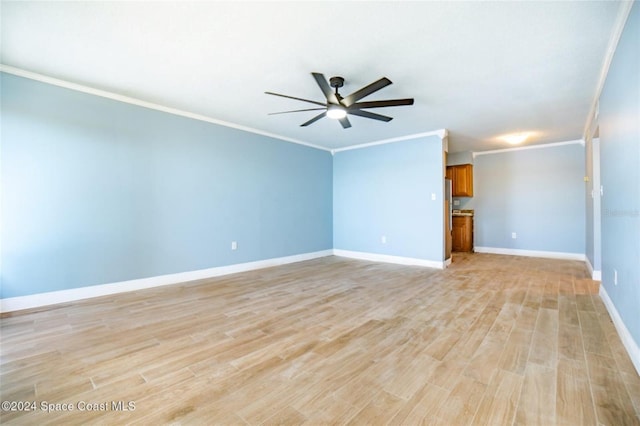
452, 209, 474, 216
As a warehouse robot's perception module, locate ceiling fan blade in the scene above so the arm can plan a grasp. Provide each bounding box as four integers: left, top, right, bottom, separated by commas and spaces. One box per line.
311, 73, 339, 104
300, 111, 327, 127
269, 107, 326, 115
347, 109, 393, 122
265, 91, 326, 107
350, 98, 414, 109
341, 77, 392, 107
339, 116, 352, 129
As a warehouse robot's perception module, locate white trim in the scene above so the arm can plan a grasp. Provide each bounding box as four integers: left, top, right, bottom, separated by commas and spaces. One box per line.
0, 64, 330, 152
472, 139, 584, 158
331, 129, 447, 153
0, 65, 447, 154
436, 129, 449, 140
0, 250, 333, 313
599, 285, 640, 376
583, 1, 635, 139
333, 249, 444, 269
474, 246, 586, 261
585, 257, 602, 281
445, 257, 452, 267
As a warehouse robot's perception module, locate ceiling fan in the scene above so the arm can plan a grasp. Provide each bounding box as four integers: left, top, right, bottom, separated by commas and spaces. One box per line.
265, 73, 414, 129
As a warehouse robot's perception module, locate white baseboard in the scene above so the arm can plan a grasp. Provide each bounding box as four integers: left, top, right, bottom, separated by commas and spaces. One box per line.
333, 249, 444, 269
0, 250, 333, 313
474, 246, 586, 261
599, 285, 640, 376
585, 257, 602, 281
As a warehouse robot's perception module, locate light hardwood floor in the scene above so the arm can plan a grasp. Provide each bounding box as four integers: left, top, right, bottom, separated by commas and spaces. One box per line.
1, 253, 639, 425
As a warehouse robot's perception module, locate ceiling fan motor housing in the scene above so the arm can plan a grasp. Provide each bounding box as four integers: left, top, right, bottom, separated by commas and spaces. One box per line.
329, 76, 345, 89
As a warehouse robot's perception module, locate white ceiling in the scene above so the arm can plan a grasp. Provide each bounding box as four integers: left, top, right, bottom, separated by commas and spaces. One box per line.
0, 1, 625, 152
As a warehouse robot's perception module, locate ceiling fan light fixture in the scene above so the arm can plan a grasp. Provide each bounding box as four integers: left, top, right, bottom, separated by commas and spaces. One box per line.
265, 73, 413, 128
326, 105, 347, 119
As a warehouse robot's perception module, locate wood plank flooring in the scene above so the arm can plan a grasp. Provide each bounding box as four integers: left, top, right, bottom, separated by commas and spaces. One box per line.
1, 253, 639, 425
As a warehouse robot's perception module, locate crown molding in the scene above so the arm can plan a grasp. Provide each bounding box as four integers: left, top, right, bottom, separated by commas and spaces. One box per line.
0, 64, 332, 152
582, 1, 635, 140
472, 139, 584, 158
1, 65, 446, 154
331, 129, 447, 154
436, 129, 448, 140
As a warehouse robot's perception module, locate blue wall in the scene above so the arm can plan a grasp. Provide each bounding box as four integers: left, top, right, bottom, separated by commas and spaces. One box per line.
473, 143, 585, 254
447, 151, 473, 166
584, 136, 602, 275
585, 138, 595, 269
333, 137, 444, 262
598, 3, 640, 345
1, 73, 333, 298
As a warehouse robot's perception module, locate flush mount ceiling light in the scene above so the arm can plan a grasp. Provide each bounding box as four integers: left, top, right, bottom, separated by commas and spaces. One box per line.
500, 132, 532, 145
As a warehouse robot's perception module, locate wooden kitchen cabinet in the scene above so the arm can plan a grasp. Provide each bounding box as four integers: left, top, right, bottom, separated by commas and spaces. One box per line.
452, 215, 474, 252
446, 164, 474, 197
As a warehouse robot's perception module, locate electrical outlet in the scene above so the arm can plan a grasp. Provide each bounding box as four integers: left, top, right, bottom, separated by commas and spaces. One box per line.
512, 232, 517, 239
231, 241, 237, 250
614, 269, 618, 285
381, 235, 387, 244
453, 199, 460, 206
431, 193, 436, 201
